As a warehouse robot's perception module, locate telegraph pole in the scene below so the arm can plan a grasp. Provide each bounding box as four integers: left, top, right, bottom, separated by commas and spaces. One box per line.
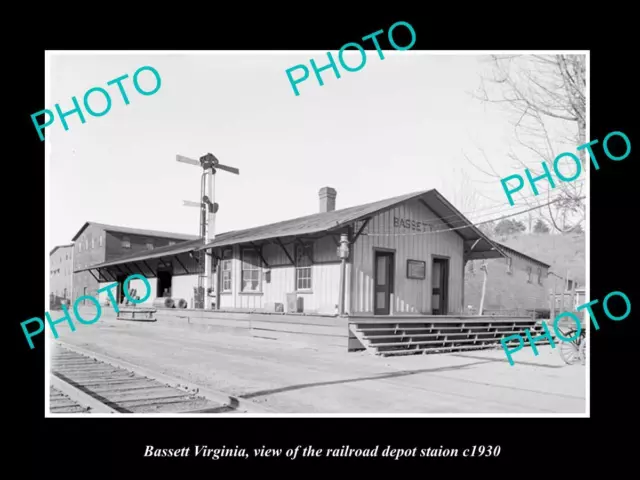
478, 261, 488, 316
177, 153, 239, 309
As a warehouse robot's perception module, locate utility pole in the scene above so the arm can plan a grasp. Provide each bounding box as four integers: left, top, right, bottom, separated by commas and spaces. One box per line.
177, 153, 239, 309
478, 261, 488, 316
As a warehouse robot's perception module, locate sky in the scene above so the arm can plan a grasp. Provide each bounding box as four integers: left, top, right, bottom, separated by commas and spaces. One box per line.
47, 52, 578, 250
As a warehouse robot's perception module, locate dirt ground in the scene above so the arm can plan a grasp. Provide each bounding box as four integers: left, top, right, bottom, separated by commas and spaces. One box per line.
46, 309, 587, 414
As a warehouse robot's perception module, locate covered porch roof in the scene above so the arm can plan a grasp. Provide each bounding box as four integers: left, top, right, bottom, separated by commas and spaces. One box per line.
74, 238, 205, 281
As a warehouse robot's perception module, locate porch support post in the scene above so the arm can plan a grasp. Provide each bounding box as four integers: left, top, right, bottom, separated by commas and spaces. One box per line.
338, 233, 350, 316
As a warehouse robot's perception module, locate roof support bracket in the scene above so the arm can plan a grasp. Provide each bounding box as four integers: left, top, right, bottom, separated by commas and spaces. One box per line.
104, 268, 118, 282
276, 238, 295, 265
250, 242, 269, 268
88, 269, 100, 283
143, 260, 158, 276
294, 237, 314, 264
135, 261, 153, 277
174, 255, 190, 275
351, 218, 370, 244
121, 263, 136, 275
95, 269, 107, 282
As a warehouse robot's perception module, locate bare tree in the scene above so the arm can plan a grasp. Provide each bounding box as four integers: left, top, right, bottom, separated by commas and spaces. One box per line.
468, 54, 586, 233
450, 167, 481, 215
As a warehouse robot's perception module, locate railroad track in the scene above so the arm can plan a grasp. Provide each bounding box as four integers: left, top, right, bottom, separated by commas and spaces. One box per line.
50, 343, 272, 414
50, 386, 91, 413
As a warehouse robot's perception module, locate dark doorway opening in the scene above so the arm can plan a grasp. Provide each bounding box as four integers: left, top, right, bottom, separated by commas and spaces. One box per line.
116, 274, 127, 304
431, 257, 449, 315
158, 270, 172, 297
374, 251, 394, 315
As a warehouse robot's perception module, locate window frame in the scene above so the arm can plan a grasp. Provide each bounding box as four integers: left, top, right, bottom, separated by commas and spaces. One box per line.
221, 248, 233, 293
145, 241, 154, 250
537, 267, 543, 285
526, 266, 532, 283
295, 243, 313, 292
506, 257, 513, 275
121, 236, 131, 249
240, 248, 262, 293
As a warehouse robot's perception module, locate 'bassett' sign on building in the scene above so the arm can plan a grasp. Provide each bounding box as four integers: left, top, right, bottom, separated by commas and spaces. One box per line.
393, 216, 434, 232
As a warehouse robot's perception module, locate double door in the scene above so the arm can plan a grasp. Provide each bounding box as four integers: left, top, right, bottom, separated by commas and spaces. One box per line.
373, 251, 449, 315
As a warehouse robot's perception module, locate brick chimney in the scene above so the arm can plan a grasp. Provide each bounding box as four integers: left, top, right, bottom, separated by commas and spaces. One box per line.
319, 187, 337, 213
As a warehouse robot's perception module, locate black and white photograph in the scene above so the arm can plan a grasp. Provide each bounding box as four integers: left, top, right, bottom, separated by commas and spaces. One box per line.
42, 50, 590, 417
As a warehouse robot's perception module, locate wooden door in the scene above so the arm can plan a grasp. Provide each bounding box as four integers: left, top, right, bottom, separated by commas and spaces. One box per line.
374, 251, 394, 315
432, 258, 449, 315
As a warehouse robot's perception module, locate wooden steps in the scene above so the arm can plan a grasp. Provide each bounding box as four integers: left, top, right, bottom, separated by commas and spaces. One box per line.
348, 317, 551, 357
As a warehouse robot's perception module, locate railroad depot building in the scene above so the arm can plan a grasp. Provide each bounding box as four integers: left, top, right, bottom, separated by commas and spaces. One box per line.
74, 187, 549, 317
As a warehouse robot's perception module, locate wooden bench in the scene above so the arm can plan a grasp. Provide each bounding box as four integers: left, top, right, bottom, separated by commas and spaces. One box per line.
116, 305, 157, 322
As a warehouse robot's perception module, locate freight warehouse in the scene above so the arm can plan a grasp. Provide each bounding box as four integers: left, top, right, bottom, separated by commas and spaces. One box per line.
54, 187, 551, 355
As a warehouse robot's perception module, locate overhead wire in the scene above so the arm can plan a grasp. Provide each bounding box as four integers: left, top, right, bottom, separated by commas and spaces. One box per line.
423, 178, 585, 230
360, 182, 584, 235
362, 196, 586, 237
427, 185, 586, 231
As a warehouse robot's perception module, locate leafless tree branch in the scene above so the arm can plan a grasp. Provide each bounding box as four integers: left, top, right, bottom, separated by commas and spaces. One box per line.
468, 54, 587, 233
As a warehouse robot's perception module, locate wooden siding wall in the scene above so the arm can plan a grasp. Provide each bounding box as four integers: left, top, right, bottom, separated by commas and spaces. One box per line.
350, 199, 464, 315
104, 231, 188, 262
172, 274, 200, 308
218, 235, 341, 314
464, 252, 549, 312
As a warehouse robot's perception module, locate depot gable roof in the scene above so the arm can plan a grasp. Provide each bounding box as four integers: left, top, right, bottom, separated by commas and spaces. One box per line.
196, 189, 504, 259
492, 242, 551, 269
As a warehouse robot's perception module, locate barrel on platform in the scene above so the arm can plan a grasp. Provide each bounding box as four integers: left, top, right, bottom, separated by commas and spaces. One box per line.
153, 297, 175, 309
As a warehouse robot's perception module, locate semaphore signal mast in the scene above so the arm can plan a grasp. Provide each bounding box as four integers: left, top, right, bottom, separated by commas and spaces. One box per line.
176, 153, 239, 309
